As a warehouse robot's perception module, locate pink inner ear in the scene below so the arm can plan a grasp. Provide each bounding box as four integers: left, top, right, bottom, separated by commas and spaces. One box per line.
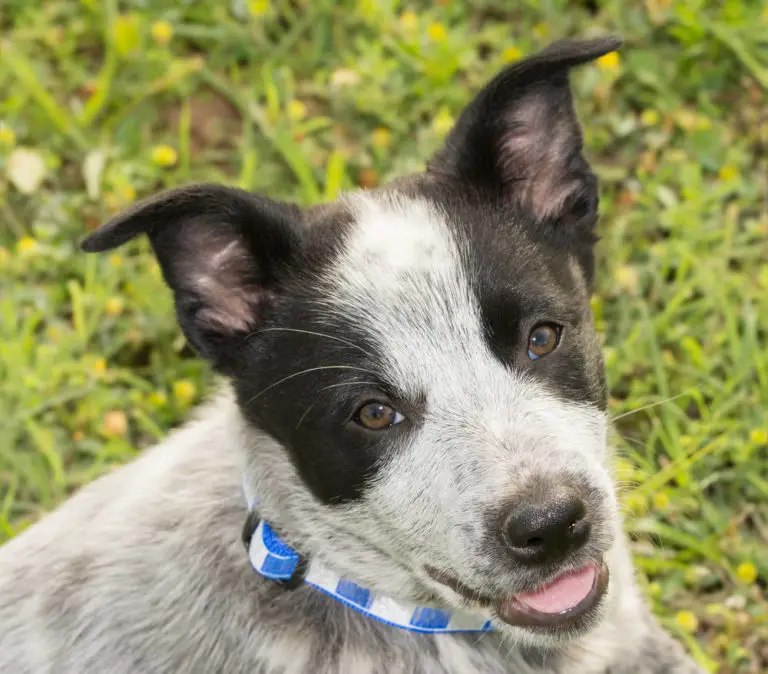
500, 92, 582, 221
182, 228, 261, 333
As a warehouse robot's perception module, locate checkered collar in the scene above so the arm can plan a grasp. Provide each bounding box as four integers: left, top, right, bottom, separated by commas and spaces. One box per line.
242, 491, 494, 634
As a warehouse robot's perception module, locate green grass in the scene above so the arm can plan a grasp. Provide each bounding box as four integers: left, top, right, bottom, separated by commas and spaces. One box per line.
1, 1, 766, 671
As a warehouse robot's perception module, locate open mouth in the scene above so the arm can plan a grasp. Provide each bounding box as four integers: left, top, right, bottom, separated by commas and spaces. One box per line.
426, 562, 609, 630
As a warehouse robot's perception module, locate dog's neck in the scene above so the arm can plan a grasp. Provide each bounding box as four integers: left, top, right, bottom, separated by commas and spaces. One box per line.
239, 442, 434, 604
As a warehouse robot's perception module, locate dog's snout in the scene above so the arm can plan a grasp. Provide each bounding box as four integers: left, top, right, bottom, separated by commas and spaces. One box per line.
502, 488, 590, 565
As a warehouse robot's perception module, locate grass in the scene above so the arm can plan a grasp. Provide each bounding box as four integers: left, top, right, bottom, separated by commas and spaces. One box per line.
0, 1, 766, 671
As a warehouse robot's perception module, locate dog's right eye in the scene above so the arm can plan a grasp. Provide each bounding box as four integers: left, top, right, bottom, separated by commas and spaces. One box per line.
527, 323, 562, 360
354, 402, 405, 431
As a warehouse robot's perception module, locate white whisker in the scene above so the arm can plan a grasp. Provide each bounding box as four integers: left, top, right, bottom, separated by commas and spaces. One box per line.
246, 365, 379, 405
610, 392, 689, 422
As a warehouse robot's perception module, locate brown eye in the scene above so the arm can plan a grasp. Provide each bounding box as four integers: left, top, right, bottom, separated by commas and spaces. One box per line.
355, 402, 405, 430
527, 324, 561, 360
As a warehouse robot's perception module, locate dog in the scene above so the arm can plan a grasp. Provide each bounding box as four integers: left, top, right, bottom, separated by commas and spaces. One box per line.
0, 37, 704, 673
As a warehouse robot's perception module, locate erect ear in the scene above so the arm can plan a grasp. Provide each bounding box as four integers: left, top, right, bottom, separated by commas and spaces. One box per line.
429, 36, 622, 227
81, 184, 303, 370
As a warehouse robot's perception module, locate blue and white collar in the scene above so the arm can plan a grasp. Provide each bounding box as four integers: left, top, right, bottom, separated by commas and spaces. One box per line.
242, 495, 494, 634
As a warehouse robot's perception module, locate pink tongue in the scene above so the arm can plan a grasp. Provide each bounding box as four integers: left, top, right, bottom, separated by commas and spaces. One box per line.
516, 566, 597, 614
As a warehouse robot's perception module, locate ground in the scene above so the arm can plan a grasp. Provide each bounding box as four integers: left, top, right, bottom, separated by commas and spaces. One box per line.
0, 1, 766, 672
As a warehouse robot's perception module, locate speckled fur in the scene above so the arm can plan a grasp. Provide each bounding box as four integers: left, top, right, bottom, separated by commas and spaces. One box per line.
0, 37, 704, 674
0, 393, 701, 674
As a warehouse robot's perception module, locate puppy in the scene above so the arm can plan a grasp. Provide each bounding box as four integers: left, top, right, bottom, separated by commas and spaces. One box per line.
0, 37, 704, 673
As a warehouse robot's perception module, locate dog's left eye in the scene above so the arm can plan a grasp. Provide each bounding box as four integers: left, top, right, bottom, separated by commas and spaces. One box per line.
527, 324, 561, 360
355, 402, 405, 430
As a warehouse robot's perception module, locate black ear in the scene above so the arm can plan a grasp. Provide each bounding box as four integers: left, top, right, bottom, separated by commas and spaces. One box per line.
429, 36, 622, 226
81, 184, 303, 370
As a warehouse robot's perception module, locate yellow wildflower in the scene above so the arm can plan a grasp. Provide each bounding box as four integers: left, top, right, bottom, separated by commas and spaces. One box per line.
640, 109, 659, 127
735, 562, 758, 584
151, 20, 173, 46
151, 145, 178, 167
400, 10, 418, 31
371, 127, 392, 150
248, 0, 270, 17
674, 610, 699, 633
432, 107, 454, 137
597, 51, 620, 72
502, 46, 522, 63
173, 379, 197, 405
287, 100, 307, 122
718, 164, 738, 182
614, 265, 639, 293
652, 492, 671, 512
427, 23, 447, 42
104, 297, 124, 317
16, 236, 39, 255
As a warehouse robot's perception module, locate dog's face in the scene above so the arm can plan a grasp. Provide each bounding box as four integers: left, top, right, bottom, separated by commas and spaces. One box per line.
84, 38, 622, 645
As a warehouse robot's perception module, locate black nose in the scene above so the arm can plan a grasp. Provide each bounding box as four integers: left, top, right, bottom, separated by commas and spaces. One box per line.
503, 489, 590, 565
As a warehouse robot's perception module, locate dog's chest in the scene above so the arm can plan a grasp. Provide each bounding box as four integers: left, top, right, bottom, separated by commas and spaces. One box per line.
240, 587, 551, 674
247, 626, 526, 674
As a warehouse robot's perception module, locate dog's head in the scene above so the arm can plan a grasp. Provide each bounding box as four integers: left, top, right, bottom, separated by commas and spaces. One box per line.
84, 37, 623, 645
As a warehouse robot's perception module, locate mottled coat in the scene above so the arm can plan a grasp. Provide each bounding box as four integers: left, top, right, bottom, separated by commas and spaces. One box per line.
0, 37, 703, 674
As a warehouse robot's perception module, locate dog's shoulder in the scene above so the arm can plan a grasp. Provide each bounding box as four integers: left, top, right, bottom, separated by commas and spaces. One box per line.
0, 390, 260, 672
